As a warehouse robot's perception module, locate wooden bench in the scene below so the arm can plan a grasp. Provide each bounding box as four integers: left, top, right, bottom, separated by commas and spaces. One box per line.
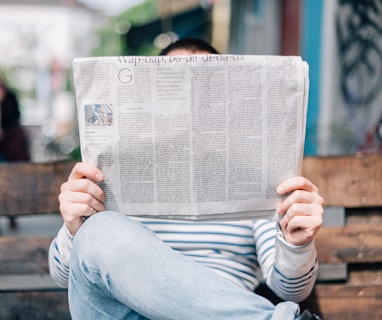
257, 153, 382, 319
300, 153, 382, 319
0, 154, 381, 319
0, 161, 74, 319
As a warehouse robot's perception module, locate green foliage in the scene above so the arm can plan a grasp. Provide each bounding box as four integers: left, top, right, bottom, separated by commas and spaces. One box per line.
68, 145, 82, 161
91, 0, 158, 57
121, 0, 157, 25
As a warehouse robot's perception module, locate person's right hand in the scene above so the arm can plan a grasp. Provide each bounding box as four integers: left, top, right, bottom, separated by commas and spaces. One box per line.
59, 162, 106, 236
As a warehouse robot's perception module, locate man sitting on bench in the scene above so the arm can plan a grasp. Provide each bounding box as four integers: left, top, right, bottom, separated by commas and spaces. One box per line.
49, 38, 323, 320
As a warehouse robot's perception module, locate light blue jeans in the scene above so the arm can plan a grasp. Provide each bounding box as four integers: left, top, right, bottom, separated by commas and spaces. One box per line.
69, 211, 300, 320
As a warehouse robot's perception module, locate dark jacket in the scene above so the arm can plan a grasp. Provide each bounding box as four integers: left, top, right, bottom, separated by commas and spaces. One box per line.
0, 89, 30, 161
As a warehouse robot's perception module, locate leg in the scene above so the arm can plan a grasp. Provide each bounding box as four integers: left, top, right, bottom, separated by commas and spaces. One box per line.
69, 211, 299, 320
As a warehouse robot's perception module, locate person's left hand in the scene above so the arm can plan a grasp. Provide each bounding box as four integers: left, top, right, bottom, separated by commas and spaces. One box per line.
276, 176, 323, 246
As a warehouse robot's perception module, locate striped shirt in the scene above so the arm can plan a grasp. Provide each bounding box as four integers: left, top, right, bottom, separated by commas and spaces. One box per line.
49, 217, 318, 302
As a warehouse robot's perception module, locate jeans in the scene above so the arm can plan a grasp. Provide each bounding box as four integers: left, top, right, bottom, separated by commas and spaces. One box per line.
69, 211, 300, 320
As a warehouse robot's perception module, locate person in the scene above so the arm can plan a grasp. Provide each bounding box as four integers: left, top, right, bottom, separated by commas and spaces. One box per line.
0, 79, 30, 161
49, 38, 323, 320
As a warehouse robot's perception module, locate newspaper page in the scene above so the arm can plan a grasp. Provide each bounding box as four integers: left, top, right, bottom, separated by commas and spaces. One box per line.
72, 54, 309, 221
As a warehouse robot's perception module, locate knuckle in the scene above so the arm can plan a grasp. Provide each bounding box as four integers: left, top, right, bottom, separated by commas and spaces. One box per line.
287, 204, 298, 217
83, 193, 94, 204
293, 189, 303, 200
78, 204, 91, 216
73, 162, 83, 171
60, 181, 69, 192
295, 176, 307, 187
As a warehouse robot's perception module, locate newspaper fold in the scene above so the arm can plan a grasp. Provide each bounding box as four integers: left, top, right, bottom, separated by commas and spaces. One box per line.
73, 54, 309, 221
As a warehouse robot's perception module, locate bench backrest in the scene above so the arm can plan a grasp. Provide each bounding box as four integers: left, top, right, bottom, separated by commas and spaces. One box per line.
0, 154, 381, 319
300, 153, 382, 319
0, 161, 75, 217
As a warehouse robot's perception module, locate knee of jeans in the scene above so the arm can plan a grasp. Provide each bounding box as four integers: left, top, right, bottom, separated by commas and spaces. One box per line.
71, 211, 118, 258
71, 211, 151, 265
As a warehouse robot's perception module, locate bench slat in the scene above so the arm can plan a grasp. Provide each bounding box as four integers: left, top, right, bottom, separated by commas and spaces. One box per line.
0, 291, 69, 320
301, 284, 382, 320
302, 154, 382, 207
315, 224, 382, 263
0, 161, 75, 216
257, 281, 382, 320
0, 238, 52, 273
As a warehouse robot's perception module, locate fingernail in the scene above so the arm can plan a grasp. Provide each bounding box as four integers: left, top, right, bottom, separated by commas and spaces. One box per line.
277, 185, 284, 194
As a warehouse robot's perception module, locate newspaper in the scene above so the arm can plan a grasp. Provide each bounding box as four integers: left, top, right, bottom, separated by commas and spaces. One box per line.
72, 54, 309, 221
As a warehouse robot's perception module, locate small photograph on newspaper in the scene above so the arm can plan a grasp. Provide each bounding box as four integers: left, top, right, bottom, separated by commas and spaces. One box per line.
84, 104, 113, 127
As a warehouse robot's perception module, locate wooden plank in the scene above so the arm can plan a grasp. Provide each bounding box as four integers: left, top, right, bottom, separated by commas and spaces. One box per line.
0, 274, 61, 291
257, 282, 382, 320
300, 284, 382, 320
0, 161, 75, 216
0, 291, 70, 320
346, 207, 382, 225
348, 264, 382, 285
302, 153, 382, 207
0, 238, 52, 273
315, 225, 382, 263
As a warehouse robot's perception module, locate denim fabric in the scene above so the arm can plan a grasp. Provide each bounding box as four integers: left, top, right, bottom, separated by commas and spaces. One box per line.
69, 211, 300, 320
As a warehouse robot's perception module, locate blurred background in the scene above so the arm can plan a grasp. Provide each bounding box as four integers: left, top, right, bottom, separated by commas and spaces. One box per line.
0, 0, 381, 163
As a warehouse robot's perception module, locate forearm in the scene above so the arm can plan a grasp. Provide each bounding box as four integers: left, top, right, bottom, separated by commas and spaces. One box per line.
266, 235, 318, 302
48, 224, 73, 288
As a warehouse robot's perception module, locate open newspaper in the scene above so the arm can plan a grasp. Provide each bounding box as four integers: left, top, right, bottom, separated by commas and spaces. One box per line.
72, 54, 309, 221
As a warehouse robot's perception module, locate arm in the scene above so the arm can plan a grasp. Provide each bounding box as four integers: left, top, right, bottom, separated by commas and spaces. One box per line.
48, 162, 106, 287
254, 176, 323, 302
49, 225, 74, 288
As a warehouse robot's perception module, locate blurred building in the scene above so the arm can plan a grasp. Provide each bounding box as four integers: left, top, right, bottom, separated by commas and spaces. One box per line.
229, 0, 382, 156
0, 0, 101, 161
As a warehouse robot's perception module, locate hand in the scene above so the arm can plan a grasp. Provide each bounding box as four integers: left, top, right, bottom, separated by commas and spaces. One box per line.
59, 162, 106, 236
276, 176, 323, 246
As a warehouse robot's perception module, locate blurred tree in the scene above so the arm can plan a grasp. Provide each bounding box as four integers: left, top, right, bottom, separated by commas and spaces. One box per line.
91, 0, 158, 57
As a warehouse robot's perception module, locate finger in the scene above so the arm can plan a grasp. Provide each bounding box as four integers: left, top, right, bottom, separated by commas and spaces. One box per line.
68, 162, 104, 182
59, 200, 98, 221
61, 179, 105, 203
281, 215, 322, 246
277, 176, 318, 195
285, 215, 322, 233
279, 203, 323, 227
59, 190, 106, 214
277, 189, 323, 214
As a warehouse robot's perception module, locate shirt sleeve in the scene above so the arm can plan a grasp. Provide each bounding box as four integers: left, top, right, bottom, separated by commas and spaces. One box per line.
253, 219, 318, 302
48, 224, 74, 288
